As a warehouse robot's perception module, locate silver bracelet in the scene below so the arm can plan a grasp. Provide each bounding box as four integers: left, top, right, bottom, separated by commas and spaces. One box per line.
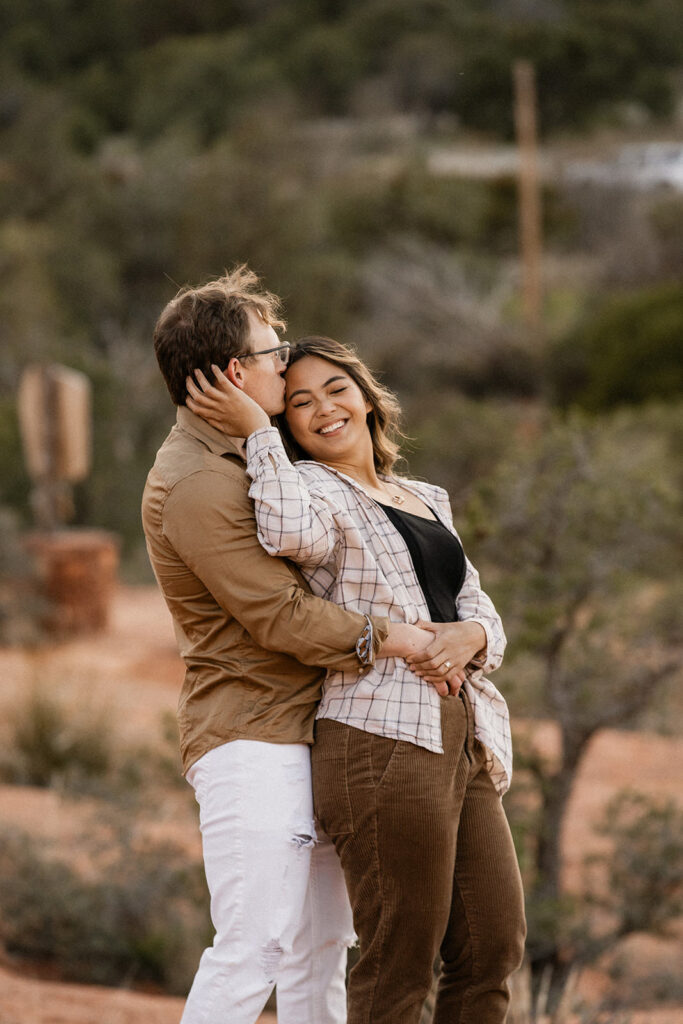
355, 614, 374, 666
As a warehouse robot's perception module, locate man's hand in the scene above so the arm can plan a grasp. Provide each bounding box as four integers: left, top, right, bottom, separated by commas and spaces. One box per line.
379, 622, 459, 697
186, 366, 270, 436
407, 620, 487, 695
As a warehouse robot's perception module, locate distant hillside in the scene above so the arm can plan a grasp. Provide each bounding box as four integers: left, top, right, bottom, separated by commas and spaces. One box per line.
1, 0, 681, 143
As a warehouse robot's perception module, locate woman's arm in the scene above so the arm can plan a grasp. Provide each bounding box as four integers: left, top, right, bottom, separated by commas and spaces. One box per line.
402, 483, 506, 683
454, 555, 507, 673
407, 559, 506, 686
245, 426, 340, 564
187, 367, 340, 566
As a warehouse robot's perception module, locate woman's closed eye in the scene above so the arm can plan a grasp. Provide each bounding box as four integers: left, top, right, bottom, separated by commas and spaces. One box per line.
291, 387, 347, 408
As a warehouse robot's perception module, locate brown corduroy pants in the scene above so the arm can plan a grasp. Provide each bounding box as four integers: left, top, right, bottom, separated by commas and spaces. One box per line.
311, 693, 526, 1024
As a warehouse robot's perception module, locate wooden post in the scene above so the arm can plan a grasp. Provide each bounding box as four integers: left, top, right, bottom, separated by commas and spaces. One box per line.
513, 60, 543, 341
17, 364, 118, 636
18, 364, 91, 529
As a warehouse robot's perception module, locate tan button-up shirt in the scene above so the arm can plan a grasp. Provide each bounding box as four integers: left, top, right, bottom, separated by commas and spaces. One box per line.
142, 407, 388, 774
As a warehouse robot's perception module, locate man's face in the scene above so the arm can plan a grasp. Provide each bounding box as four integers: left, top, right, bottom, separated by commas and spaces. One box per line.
237, 309, 287, 417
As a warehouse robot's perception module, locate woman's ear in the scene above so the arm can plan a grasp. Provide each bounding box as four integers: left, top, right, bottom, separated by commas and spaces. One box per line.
226, 357, 246, 389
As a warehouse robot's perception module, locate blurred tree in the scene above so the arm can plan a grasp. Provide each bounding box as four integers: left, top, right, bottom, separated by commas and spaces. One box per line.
0, 0, 681, 576
284, 23, 367, 115
4, 0, 680, 137
466, 408, 682, 984
349, 239, 539, 398
404, 395, 540, 518
649, 195, 683, 281
129, 32, 281, 144
551, 283, 683, 410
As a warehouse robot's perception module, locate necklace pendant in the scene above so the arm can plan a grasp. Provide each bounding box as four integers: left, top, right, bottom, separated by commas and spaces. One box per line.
392, 493, 406, 505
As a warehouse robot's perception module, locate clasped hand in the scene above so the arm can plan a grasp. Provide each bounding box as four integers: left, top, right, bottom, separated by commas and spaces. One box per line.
407, 620, 487, 697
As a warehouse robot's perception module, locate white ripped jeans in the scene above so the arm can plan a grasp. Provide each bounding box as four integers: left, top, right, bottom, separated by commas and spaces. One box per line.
181, 739, 355, 1024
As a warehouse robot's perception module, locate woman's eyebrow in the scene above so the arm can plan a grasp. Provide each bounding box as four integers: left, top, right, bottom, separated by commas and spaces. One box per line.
287, 375, 346, 400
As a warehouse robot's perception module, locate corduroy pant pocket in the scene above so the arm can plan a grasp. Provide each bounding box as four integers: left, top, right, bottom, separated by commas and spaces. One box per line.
311, 718, 355, 836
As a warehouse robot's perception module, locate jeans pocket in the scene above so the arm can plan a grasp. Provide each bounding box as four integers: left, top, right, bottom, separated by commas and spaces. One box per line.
311, 721, 354, 836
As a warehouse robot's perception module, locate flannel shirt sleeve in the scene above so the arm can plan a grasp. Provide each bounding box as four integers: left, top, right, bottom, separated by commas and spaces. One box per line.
456, 555, 507, 674
423, 481, 506, 674
245, 426, 340, 567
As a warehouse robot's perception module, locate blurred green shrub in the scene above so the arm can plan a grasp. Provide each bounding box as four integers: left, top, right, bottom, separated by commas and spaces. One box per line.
550, 283, 683, 410
0, 507, 47, 646
0, 825, 209, 993
3, 0, 680, 136
0, 687, 191, 800
404, 395, 536, 517
2, 688, 113, 789
130, 33, 280, 144
649, 194, 683, 279
0, 399, 29, 512
585, 790, 683, 941
283, 23, 366, 115
330, 169, 574, 257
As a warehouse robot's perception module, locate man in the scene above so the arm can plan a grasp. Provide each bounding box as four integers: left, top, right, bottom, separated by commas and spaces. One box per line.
142, 266, 428, 1024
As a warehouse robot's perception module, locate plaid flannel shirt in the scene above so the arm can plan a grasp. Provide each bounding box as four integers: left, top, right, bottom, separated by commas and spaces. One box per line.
246, 427, 512, 794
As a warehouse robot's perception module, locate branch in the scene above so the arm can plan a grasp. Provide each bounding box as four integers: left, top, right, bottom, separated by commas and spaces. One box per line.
589, 659, 680, 732
545, 585, 594, 710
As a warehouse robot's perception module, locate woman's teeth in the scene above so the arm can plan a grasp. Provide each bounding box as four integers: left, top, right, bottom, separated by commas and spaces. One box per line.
318, 420, 345, 435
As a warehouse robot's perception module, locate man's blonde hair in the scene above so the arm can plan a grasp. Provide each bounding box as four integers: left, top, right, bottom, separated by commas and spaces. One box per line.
153, 265, 285, 405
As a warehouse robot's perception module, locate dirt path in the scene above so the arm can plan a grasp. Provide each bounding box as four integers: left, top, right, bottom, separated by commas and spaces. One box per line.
0, 964, 276, 1024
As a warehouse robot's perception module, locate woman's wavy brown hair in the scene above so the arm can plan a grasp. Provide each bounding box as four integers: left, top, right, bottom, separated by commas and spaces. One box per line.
278, 336, 405, 475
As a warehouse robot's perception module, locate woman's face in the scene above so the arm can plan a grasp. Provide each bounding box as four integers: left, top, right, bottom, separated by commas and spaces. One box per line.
284, 354, 373, 465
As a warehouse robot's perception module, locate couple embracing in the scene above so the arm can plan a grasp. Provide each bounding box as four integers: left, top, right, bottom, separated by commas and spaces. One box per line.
142, 266, 525, 1024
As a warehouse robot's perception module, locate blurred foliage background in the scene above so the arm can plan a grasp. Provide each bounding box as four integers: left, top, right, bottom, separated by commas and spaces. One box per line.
1, 0, 682, 562
1, 0, 682, 1011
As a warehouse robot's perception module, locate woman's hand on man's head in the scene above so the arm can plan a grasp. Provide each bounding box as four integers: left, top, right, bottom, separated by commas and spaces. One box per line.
186, 366, 270, 436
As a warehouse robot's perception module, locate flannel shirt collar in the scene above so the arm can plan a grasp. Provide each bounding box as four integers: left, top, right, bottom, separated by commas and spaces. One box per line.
295, 459, 444, 520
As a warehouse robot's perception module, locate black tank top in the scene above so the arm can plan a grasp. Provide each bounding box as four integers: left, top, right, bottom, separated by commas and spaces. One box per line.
378, 503, 466, 623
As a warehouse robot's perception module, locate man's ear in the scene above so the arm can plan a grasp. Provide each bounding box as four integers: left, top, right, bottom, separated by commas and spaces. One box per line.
225, 358, 246, 389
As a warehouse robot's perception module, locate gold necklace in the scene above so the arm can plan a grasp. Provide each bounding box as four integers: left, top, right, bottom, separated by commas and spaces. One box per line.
361, 477, 407, 506
378, 484, 405, 506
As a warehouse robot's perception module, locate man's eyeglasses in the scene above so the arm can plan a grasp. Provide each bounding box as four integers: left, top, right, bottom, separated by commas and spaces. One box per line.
236, 342, 291, 366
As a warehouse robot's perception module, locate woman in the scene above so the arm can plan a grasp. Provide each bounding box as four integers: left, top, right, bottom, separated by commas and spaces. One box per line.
187, 337, 525, 1024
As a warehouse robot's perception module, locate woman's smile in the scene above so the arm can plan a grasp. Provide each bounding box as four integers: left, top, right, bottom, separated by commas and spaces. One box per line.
317, 418, 347, 436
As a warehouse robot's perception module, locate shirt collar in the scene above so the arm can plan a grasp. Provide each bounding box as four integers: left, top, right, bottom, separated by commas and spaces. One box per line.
176, 405, 247, 461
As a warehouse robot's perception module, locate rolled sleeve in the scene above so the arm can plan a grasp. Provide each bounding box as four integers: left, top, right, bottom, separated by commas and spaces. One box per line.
456, 557, 507, 674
